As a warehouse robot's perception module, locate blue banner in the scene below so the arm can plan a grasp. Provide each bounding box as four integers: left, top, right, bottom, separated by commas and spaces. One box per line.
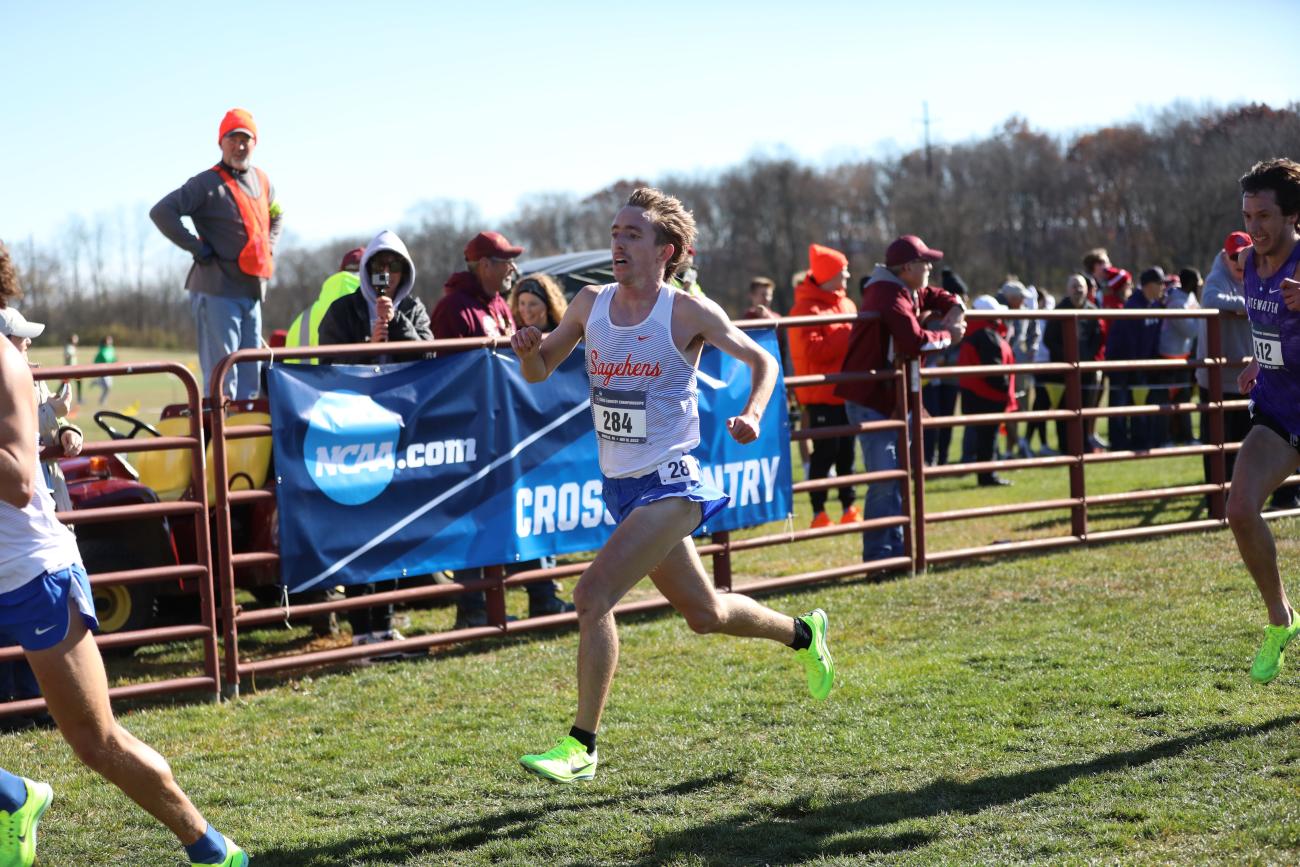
268, 329, 792, 593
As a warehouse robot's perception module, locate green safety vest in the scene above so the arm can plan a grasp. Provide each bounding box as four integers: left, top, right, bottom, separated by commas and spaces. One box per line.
285, 270, 361, 364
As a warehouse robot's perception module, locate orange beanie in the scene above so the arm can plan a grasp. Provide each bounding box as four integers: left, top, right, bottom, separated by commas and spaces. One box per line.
218, 108, 258, 144
808, 244, 848, 285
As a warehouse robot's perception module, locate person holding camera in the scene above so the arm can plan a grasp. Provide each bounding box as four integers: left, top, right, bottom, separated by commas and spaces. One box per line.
317, 230, 431, 653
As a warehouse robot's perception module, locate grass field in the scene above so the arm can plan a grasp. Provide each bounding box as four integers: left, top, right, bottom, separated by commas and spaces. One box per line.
12, 345, 1300, 864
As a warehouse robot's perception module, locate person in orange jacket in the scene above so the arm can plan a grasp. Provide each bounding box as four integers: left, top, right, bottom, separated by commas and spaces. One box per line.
788, 244, 860, 527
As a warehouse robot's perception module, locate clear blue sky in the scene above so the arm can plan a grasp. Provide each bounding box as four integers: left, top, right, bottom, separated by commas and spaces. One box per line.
3, 0, 1298, 254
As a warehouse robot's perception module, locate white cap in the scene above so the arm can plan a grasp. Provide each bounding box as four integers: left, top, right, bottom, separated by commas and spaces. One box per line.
0, 308, 44, 339
971, 294, 1007, 312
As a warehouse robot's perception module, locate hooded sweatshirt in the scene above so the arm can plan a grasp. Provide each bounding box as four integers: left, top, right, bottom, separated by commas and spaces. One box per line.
1196, 251, 1252, 391
787, 275, 856, 405
317, 230, 431, 362
958, 316, 1017, 407
431, 270, 516, 339
834, 264, 959, 415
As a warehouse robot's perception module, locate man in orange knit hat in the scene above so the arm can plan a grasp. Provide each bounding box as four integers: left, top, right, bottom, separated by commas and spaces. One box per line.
151, 108, 283, 400
788, 244, 860, 528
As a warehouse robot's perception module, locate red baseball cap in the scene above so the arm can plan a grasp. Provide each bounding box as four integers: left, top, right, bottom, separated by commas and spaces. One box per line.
1104, 266, 1131, 289
464, 231, 524, 262
1223, 231, 1252, 258
885, 235, 943, 268
218, 108, 257, 144
339, 247, 365, 272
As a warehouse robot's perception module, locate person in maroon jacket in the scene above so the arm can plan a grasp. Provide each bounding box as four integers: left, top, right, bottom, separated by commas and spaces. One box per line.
834, 235, 965, 562
959, 296, 1018, 487
431, 231, 521, 341
432, 230, 573, 627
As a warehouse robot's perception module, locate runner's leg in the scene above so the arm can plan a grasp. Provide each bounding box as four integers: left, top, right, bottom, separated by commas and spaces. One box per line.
1227, 426, 1300, 626
648, 537, 794, 643
570, 497, 714, 732
24, 598, 208, 844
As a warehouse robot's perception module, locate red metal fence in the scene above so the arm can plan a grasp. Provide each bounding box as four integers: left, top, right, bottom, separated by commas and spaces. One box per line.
5, 307, 1295, 713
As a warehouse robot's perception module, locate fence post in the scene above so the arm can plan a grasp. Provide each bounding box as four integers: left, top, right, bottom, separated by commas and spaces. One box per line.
209, 387, 242, 700
1205, 313, 1227, 520
712, 531, 732, 591
1062, 315, 1088, 540
903, 360, 924, 574
485, 565, 508, 626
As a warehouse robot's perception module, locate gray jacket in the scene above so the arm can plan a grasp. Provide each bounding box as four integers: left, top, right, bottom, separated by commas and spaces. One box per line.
150, 164, 283, 301
1157, 286, 1198, 359
1196, 251, 1252, 392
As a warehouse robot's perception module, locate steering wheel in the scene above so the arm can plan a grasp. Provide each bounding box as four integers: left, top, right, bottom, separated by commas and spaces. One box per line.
93, 410, 162, 441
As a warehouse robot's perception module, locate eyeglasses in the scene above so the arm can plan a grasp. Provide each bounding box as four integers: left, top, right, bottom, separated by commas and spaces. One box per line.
370, 257, 405, 272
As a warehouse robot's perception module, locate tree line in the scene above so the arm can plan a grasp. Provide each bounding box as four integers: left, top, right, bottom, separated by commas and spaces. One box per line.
12, 101, 1299, 349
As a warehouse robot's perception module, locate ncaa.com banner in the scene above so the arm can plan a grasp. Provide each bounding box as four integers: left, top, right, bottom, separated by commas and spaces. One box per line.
267, 330, 792, 593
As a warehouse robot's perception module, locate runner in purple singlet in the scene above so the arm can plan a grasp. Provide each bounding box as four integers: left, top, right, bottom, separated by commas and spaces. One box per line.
1227, 158, 1300, 683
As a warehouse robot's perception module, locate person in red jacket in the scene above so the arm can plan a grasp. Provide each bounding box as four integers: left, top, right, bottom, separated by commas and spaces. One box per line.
959, 296, 1018, 487
835, 235, 964, 562
788, 244, 860, 527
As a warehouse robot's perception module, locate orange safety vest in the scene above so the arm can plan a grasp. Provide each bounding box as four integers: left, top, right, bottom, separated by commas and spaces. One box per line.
212, 164, 274, 279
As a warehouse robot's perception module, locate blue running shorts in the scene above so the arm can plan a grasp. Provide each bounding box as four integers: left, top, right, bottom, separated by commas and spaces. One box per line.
0, 563, 99, 651
602, 454, 730, 533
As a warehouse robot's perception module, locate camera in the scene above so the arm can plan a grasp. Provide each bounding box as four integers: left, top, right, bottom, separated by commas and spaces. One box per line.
373, 272, 389, 297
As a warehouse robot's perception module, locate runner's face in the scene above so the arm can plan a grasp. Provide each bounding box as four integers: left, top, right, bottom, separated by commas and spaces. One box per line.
611, 207, 670, 285
220, 132, 255, 170
516, 291, 549, 328
1243, 190, 1298, 259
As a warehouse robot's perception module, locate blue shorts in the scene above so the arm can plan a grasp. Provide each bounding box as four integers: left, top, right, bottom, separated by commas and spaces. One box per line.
602, 460, 730, 533
0, 564, 99, 652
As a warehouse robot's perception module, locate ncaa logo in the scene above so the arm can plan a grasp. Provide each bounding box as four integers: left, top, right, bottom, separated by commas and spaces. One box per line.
303, 390, 402, 505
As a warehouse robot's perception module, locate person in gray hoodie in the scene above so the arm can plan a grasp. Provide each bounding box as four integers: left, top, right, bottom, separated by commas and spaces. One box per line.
317, 230, 432, 361
1196, 232, 1298, 507
318, 230, 432, 653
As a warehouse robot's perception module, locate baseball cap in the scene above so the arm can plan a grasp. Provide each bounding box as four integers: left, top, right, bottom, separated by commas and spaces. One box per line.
464, 231, 524, 262
0, 307, 45, 339
1224, 231, 1252, 258
971, 294, 1007, 312
885, 235, 943, 268
218, 108, 258, 144
1138, 267, 1166, 287
339, 247, 365, 272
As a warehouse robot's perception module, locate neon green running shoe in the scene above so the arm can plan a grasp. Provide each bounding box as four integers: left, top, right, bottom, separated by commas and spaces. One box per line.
520, 736, 597, 783
0, 779, 52, 867
1251, 609, 1300, 684
190, 836, 248, 867
795, 608, 834, 700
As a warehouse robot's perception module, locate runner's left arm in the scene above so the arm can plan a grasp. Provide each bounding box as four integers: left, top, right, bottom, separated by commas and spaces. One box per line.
690, 296, 776, 445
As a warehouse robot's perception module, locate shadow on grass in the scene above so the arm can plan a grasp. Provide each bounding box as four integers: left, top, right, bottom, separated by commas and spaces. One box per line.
636, 715, 1300, 865
250, 771, 738, 867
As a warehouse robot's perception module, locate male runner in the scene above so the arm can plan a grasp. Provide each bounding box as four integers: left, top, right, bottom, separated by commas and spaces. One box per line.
510, 188, 834, 783
0, 241, 247, 866
1225, 159, 1300, 683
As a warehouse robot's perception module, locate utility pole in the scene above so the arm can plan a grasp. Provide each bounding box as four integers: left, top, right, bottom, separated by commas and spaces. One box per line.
923, 101, 933, 178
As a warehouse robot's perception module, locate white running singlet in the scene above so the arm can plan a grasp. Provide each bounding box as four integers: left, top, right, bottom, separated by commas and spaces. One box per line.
585, 283, 700, 479
0, 439, 80, 594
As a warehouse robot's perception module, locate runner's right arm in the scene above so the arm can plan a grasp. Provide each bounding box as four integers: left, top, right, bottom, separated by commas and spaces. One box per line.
0, 344, 37, 508
511, 286, 596, 382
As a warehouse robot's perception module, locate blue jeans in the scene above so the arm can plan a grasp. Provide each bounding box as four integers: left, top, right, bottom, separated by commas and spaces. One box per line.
844, 401, 904, 561
191, 292, 262, 401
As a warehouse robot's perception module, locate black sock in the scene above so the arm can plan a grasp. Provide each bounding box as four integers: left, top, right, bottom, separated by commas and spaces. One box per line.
569, 725, 597, 754
789, 616, 812, 651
